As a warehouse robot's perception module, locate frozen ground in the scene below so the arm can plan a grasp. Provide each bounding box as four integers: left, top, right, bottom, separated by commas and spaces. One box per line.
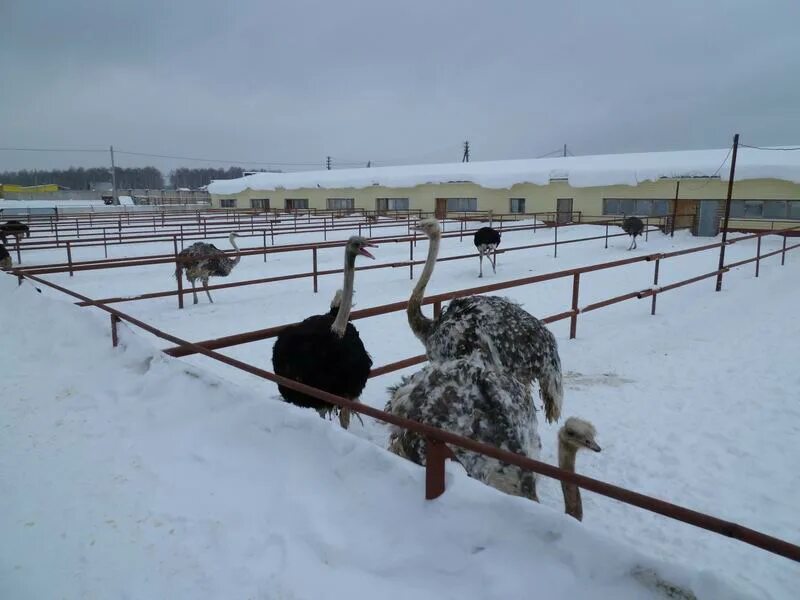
2, 221, 799, 598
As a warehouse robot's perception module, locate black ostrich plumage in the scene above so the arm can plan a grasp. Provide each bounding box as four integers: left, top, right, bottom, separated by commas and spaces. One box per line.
1, 220, 30, 244
0, 243, 11, 269
473, 226, 501, 248
621, 216, 644, 237
272, 308, 373, 415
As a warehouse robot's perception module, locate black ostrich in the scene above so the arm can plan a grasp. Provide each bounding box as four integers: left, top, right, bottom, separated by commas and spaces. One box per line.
473, 226, 501, 277
621, 216, 644, 250
272, 236, 377, 429
0, 220, 30, 245
0, 243, 11, 269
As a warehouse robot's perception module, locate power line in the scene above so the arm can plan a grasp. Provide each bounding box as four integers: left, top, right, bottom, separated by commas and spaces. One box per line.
115, 149, 321, 166
739, 144, 800, 151
0, 146, 107, 153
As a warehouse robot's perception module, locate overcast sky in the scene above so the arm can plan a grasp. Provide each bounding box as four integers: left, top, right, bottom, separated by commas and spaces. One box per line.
1, 0, 799, 173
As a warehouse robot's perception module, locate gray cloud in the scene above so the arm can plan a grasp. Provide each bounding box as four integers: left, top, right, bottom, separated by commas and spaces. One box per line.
1, 0, 799, 172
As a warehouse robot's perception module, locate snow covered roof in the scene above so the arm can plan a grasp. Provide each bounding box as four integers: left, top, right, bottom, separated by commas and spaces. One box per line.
207, 146, 800, 195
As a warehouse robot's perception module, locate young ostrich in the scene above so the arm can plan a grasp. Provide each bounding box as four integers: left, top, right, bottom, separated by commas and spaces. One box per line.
473, 226, 501, 277
621, 216, 644, 250
0, 243, 11, 269
385, 358, 600, 520
272, 236, 377, 429
408, 218, 563, 423
0, 220, 30, 245
175, 232, 241, 304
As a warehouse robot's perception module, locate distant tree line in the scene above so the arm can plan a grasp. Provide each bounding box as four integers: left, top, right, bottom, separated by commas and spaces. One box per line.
169, 167, 245, 189
0, 166, 252, 190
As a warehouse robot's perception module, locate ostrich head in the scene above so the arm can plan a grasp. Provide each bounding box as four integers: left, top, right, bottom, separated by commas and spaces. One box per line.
558, 417, 601, 453
558, 417, 600, 521
414, 218, 441, 238
345, 236, 377, 261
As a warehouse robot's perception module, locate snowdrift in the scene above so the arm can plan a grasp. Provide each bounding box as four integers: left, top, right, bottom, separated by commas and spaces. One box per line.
0, 275, 750, 599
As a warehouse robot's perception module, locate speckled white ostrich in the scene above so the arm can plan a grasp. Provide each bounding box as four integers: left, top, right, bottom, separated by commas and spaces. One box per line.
386, 356, 600, 520
407, 218, 563, 423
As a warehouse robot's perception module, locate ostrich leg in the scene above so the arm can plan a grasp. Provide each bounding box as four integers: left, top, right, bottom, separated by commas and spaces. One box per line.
478, 250, 484, 278
633, 236, 638, 250
491, 246, 497, 274
189, 278, 199, 304
627, 237, 634, 251
202, 277, 214, 303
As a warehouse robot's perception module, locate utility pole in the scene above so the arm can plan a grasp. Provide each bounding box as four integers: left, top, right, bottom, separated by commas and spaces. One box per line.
326, 156, 331, 170
715, 133, 740, 292
367, 160, 371, 168
563, 143, 567, 157
109, 145, 118, 205
462, 140, 470, 163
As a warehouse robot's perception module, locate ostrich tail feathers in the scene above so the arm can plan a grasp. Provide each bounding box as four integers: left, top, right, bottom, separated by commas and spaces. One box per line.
539, 352, 564, 424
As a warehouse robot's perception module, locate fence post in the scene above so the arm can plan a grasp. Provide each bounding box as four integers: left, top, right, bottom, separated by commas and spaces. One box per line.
554, 219, 559, 258
118, 218, 122, 242
781, 234, 787, 266
270, 221, 275, 245
76, 219, 80, 238
103, 228, 108, 258
15, 237, 21, 264
263, 230, 267, 262
409, 237, 414, 280
651, 258, 660, 315
460, 219, 464, 242
174, 236, 184, 309
569, 273, 580, 339
605, 222, 609, 249
645, 217, 650, 241
55, 224, 60, 247
180, 224, 184, 250
434, 300, 442, 319
425, 437, 452, 500
110, 314, 121, 348
66, 241, 73, 277
755, 235, 761, 278
312, 247, 318, 293
324, 217, 327, 241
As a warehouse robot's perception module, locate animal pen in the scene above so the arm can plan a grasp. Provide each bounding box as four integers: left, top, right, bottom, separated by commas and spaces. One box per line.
6, 215, 800, 566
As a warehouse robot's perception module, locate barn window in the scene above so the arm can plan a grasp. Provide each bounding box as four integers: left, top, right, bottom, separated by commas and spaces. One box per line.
789, 202, 800, 219
220, 199, 237, 208
510, 198, 526, 213
446, 198, 477, 212
327, 198, 355, 210
376, 198, 409, 211
286, 198, 308, 210
251, 198, 270, 210
604, 198, 671, 216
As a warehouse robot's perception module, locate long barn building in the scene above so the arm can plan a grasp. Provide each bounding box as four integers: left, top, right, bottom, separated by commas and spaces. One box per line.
207, 147, 800, 235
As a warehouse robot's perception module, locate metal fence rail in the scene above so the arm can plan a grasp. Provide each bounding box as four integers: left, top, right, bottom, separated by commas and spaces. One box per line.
9, 239, 800, 564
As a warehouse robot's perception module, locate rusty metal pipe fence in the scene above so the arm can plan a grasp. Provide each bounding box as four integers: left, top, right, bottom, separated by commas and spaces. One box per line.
8, 236, 800, 563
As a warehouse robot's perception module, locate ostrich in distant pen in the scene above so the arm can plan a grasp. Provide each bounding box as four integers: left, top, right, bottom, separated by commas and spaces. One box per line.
0, 220, 30, 246
408, 218, 563, 423
621, 216, 644, 250
175, 232, 241, 304
386, 357, 601, 520
0, 243, 11, 270
272, 236, 377, 429
473, 226, 501, 277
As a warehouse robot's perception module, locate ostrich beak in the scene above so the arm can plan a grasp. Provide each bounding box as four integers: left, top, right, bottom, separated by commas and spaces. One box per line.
358, 243, 377, 260
586, 440, 601, 452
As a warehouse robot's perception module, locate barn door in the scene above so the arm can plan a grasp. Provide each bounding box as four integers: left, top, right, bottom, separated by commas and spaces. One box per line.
556, 198, 573, 224
435, 198, 447, 219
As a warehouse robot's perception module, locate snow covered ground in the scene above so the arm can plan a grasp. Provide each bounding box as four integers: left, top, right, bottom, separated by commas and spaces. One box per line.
2, 221, 799, 598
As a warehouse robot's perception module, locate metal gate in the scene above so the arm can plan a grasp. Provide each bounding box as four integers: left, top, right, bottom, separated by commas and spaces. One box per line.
697, 200, 721, 237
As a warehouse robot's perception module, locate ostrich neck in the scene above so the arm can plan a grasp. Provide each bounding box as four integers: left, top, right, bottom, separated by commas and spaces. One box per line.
331, 252, 356, 337
230, 236, 241, 266
407, 233, 440, 342
558, 443, 582, 521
